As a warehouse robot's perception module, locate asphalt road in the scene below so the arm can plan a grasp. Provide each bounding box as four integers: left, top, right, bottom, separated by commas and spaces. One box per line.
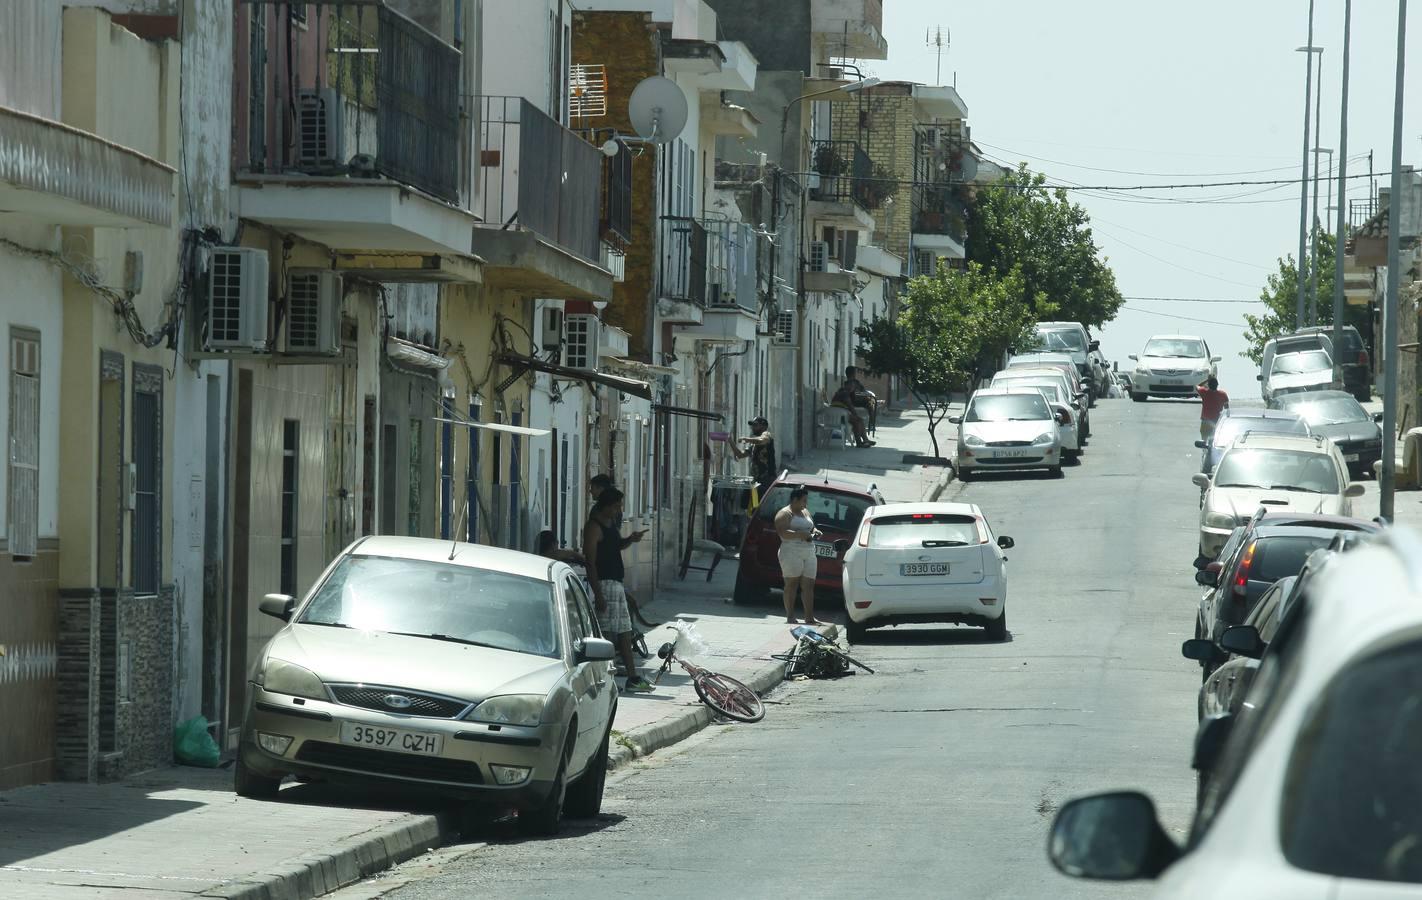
344, 397, 1207, 900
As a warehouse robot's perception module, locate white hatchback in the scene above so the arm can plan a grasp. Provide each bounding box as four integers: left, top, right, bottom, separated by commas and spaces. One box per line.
841, 502, 1015, 643
952, 387, 1065, 478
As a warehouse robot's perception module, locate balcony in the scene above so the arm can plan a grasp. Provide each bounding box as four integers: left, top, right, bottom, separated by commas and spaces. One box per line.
807, 139, 876, 232
811, 0, 889, 60
679, 219, 762, 343
658, 215, 708, 324
234, 2, 478, 275
473, 96, 611, 301
911, 188, 968, 259
600, 139, 634, 246
0, 105, 174, 228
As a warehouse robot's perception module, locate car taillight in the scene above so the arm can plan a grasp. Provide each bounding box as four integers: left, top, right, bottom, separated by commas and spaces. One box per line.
1359, 349, 1370, 368
975, 518, 991, 544
1233, 541, 1256, 597
857, 522, 872, 547
1056, 409, 1072, 425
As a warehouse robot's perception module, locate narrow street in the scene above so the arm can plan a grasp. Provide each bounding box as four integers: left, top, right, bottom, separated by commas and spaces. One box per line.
347, 399, 1205, 900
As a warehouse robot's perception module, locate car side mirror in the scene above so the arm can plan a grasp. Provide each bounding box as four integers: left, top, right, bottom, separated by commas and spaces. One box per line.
1344, 482, 1366, 498
1211, 356, 1222, 363
948, 415, 962, 425
834, 539, 851, 555
997, 535, 1015, 549
1193, 440, 1207, 449
1191, 473, 1211, 489
1128, 354, 1138, 361
1071, 401, 1081, 410
1089, 340, 1100, 351
1193, 713, 1235, 774
1194, 568, 1218, 587
577, 637, 617, 662
1112, 361, 1119, 371
260, 594, 296, 622
1374, 412, 1384, 422
1047, 792, 1179, 882
1256, 374, 1263, 380
1180, 638, 1226, 663
1219, 625, 1265, 659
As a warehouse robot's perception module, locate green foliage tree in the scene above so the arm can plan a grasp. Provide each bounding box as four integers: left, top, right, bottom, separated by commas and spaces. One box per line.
856, 263, 1037, 458
966, 165, 1124, 328
1241, 234, 1367, 364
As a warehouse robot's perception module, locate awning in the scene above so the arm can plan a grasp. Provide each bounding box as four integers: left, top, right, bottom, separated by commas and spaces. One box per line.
498, 353, 652, 400
653, 404, 724, 423
433, 417, 551, 437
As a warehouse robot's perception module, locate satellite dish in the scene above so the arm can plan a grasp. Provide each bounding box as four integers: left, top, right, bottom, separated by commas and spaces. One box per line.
628, 76, 688, 144
955, 154, 980, 183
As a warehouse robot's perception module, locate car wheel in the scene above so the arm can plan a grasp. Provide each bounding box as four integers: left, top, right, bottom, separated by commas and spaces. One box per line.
234, 755, 283, 800
846, 618, 868, 643
732, 569, 769, 605
985, 609, 1007, 641
1131, 392, 1146, 403
956, 466, 972, 482
1049, 464, 1064, 478
564, 725, 610, 819
518, 732, 574, 836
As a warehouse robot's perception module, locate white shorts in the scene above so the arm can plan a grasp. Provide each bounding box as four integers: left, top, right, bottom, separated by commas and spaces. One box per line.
778, 541, 818, 580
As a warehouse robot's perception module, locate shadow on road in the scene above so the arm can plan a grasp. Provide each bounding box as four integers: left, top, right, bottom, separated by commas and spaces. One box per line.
848, 625, 1014, 646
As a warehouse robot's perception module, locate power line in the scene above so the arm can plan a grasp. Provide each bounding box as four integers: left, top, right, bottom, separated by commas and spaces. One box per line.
1094, 227, 1261, 288
977, 140, 1373, 179
1122, 296, 1264, 304
1119, 305, 1244, 327
1089, 216, 1272, 270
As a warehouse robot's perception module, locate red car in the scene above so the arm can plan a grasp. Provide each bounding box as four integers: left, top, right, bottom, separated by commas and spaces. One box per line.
732, 475, 886, 604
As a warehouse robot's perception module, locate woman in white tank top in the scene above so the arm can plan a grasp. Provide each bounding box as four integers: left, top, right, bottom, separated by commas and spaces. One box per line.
774, 487, 823, 625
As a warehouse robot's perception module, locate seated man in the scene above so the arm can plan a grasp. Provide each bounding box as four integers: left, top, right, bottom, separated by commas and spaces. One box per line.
831, 366, 876, 448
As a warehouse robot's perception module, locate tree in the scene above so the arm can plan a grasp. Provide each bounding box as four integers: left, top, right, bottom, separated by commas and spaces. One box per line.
966, 165, 1124, 328
1242, 233, 1367, 363
856, 263, 1036, 458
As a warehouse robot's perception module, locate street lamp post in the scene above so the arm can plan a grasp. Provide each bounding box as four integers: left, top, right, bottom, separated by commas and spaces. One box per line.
1331, 0, 1352, 394
1296, 1, 1322, 329
1308, 51, 1325, 326
1380, 0, 1409, 522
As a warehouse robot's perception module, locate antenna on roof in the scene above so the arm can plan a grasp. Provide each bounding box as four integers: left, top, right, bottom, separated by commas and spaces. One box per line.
448, 499, 469, 561
925, 26, 950, 86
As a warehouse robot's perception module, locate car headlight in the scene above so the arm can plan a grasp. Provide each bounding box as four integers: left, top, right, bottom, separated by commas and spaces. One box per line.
963, 434, 986, 447
1203, 512, 1236, 530
1033, 432, 1055, 445
257, 658, 326, 701
467, 694, 545, 727
1135, 364, 1150, 375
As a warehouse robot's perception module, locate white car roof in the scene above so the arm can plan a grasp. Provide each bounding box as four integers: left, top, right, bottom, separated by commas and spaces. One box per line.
349, 535, 558, 581
1010, 352, 1074, 363
972, 386, 1053, 397
1224, 432, 1329, 453
1145, 333, 1204, 342
865, 501, 983, 520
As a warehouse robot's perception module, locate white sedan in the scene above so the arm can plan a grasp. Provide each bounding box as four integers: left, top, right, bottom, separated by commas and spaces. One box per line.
951, 387, 1065, 478
842, 502, 1015, 643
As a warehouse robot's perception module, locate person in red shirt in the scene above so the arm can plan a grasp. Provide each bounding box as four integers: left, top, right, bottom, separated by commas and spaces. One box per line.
1197, 376, 1229, 440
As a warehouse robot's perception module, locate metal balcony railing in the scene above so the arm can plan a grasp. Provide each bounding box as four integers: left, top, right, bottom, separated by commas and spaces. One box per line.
477, 96, 601, 263
602, 141, 634, 244
1350, 198, 1379, 231
659, 215, 708, 305
241, 3, 462, 203
658, 216, 763, 313
912, 188, 968, 244
808, 139, 873, 211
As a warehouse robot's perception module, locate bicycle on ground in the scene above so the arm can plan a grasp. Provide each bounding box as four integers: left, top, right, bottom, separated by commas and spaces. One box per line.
651, 626, 765, 723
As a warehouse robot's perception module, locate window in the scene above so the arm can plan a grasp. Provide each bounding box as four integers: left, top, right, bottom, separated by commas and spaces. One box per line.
132, 366, 162, 594
289, 3, 307, 25
755, 486, 873, 535
1143, 337, 1206, 358
965, 393, 1051, 423
567, 576, 601, 638
1213, 449, 1339, 494
1281, 638, 1422, 883
280, 420, 298, 595
7, 330, 39, 559
868, 514, 979, 549
563, 576, 590, 646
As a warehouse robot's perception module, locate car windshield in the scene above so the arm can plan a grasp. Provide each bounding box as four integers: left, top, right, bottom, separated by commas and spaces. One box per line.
756, 486, 873, 534
1281, 638, 1422, 883
1025, 331, 1076, 353
869, 513, 980, 548
1272, 350, 1332, 375
994, 376, 1068, 401
1277, 395, 1368, 426
1213, 449, 1339, 494
1211, 416, 1308, 448
1035, 329, 1086, 351
298, 555, 560, 658
1143, 338, 1205, 358
966, 393, 1051, 423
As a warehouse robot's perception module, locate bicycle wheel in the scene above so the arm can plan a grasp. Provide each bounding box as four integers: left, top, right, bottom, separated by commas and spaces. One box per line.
824, 645, 875, 674
694, 673, 765, 723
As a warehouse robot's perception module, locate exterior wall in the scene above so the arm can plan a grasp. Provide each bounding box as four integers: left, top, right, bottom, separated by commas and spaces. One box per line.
703, 0, 810, 72
833, 91, 916, 259
482, 0, 571, 121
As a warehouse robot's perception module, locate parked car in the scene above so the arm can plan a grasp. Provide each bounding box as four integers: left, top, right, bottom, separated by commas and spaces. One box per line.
1269, 389, 1384, 477
1194, 574, 1298, 720
1260, 348, 1340, 403
1005, 352, 1090, 407
841, 502, 1015, 643
1031, 322, 1107, 396
1195, 408, 1310, 476
951, 387, 1065, 479
1259, 332, 1333, 400
732, 475, 885, 605
1128, 334, 1221, 401
1192, 433, 1363, 558
989, 373, 1083, 455
1047, 528, 1422, 897
236, 536, 619, 835
994, 365, 1091, 437
1292, 324, 1371, 400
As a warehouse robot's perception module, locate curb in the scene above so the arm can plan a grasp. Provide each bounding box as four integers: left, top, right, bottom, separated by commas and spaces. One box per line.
606, 623, 841, 773
925, 463, 956, 502
201, 812, 454, 900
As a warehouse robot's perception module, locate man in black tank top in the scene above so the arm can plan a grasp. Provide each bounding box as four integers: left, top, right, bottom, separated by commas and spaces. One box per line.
733, 416, 778, 494
583, 489, 654, 693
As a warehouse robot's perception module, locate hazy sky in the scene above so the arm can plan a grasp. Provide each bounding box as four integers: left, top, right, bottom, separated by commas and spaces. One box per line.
869, 1, 1419, 394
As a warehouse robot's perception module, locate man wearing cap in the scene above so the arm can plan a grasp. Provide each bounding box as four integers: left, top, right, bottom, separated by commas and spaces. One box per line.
732, 417, 778, 494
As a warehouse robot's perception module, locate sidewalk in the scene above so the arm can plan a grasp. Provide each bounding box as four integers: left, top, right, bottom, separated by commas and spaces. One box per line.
1359, 398, 1422, 530
0, 410, 950, 900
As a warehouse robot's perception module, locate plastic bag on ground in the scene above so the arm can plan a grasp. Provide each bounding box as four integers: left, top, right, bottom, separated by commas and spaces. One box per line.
174, 715, 221, 768
666, 619, 711, 661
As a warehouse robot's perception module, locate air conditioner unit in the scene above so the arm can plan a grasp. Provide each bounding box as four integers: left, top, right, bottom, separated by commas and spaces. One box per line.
542, 307, 565, 353
203, 247, 270, 352
296, 88, 342, 169
283, 269, 343, 356
707, 283, 730, 307
564, 314, 599, 370
809, 241, 830, 273
915, 249, 937, 277
772, 310, 797, 346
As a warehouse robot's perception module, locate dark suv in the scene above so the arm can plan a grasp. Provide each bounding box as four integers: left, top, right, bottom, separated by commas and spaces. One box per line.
1293, 325, 1371, 401
732, 475, 884, 604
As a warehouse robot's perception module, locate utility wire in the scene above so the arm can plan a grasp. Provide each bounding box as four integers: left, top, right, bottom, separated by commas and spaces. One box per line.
1088, 215, 1272, 269
977, 139, 1371, 179
1120, 306, 1245, 328
1122, 296, 1264, 304
1093, 226, 1261, 289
